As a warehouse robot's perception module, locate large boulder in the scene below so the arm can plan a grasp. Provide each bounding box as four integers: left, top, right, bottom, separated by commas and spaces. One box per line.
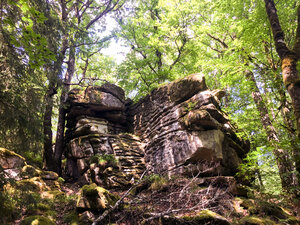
64, 83, 146, 188
67, 83, 126, 121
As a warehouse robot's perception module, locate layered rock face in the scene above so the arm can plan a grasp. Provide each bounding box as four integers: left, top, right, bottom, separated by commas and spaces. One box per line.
129, 74, 250, 176
64, 84, 146, 188
64, 74, 250, 187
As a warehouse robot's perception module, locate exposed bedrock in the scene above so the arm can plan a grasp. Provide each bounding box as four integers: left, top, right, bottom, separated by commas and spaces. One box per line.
64, 74, 250, 188
129, 73, 250, 176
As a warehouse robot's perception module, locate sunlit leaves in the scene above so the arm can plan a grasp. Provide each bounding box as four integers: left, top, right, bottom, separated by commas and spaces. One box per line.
2, 0, 56, 69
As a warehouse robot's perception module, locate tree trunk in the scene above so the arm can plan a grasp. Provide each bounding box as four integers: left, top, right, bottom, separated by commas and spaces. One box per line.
43, 82, 56, 171
275, 71, 300, 188
54, 45, 75, 175
264, 0, 300, 138
247, 71, 294, 191
264, 1, 300, 192
282, 56, 300, 188
282, 56, 300, 138
42, 39, 68, 171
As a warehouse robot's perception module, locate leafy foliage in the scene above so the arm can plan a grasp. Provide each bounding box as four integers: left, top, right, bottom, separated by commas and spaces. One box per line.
0, 0, 61, 154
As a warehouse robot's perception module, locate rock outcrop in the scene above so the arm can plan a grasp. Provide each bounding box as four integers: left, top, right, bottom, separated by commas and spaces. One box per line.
129, 74, 250, 176
64, 74, 250, 188
64, 84, 146, 188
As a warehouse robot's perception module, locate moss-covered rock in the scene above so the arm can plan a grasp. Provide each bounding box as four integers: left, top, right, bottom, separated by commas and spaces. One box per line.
252, 201, 289, 220
168, 73, 207, 103
76, 183, 119, 212
185, 210, 230, 225
238, 216, 276, 225
41, 190, 64, 200
20, 215, 55, 225
0, 147, 26, 169
21, 165, 42, 178
162, 210, 230, 225
16, 177, 50, 192
41, 171, 59, 180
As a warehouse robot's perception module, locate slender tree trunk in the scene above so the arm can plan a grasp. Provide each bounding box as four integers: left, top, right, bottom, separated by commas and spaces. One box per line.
54, 45, 75, 175
43, 82, 56, 171
247, 71, 294, 191
255, 166, 264, 190
42, 38, 68, 171
276, 75, 300, 187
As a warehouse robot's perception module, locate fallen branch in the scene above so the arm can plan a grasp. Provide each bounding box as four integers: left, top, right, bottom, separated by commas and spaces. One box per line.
142, 204, 202, 224
92, 170, 148, 225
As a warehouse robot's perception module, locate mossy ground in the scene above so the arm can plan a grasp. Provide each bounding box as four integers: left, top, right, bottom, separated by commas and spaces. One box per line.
20, 215, 56, 225
0, 167, 78, 225
1, 154, 300, 225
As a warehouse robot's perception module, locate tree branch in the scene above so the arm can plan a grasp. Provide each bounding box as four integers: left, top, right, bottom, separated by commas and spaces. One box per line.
207, 33, 228, 48
264, 0, 291, 59
169, 36, 188, 71
86, 0, 120, 30
68, 35, 114, 48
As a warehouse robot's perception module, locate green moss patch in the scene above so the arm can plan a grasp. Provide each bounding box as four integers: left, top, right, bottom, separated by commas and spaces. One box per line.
16, 177, 50, 192
20, 215, 55, 225
63, 211, 79, 224
89, 154, 119, 168
238, 216, 276, 225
